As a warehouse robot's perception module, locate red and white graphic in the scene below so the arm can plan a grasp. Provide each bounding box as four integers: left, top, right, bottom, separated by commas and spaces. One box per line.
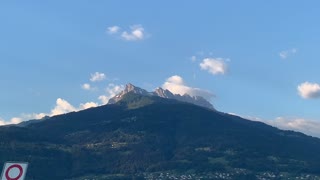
1, 162, 28, 180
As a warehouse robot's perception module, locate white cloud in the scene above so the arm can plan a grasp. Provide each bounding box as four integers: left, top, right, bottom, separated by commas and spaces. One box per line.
269, 117, 320, 138
200, 58, 228, 75
99, 83, 124, 104
49, 99, 98, 116
50, 98, 77, 116
0, 98, 100, 126
98, 95, 109, 104
50, 99, 98, 116
231, 113, 320, 138
11, 117, 22, 124
229, 113, 264, 122
297, 82, 320, 99
162, 75, 214, 100
106, 84, 124, 96
82, 83, 91, 90
0, 119, 5, 126
90, 72, 106, 82
79, 102, 98, 110
9, 100, 86, 123
166, 75, 184, 85
190, 56, 197, 62
107, 26, 120, 34
21, 113, 47, 120
0, 117, 22, 125
279, 48, 297, 59
0, 112, 49, 126
107, 24, 146, 41
121, 25, 145, 41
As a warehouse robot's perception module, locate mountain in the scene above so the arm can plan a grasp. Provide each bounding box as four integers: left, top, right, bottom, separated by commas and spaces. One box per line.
15, 116, 50, 127
108, 83, 214, 110
108, 83, 151, 104
1, 88, 320, 179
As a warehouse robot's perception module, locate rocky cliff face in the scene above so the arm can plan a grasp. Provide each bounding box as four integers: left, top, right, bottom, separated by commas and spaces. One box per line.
108, 83, 215, 110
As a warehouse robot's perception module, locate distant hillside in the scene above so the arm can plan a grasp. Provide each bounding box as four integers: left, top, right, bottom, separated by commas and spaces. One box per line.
1, 91, 320, 179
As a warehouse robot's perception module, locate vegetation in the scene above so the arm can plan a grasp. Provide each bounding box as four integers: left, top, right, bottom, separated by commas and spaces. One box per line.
1, 93, 320, 179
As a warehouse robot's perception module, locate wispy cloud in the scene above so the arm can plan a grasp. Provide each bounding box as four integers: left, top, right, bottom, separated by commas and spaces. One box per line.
98, 96, 109, 105
90, 72, 106, 82
162, 75, 214, 100
0, 117, 22, 126
297, 82, 320, 99
98, 83, 124, 104
230, 113, 320, 138
107, 24, 147, 41
81, 83, 92, 90
279, 48, 297, 59
269, 117, 320, 138
79, 102, 99, 110
190, 56, 197, 62
107, 26, 120, 34
121, 25, 145, 41
0, 98, 99, 126
200, 58, 228, 75
81, 72, 107, 91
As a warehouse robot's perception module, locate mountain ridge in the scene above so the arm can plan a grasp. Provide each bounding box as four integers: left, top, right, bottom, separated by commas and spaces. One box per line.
1, 88, 320, 179
108, 83, 215, 110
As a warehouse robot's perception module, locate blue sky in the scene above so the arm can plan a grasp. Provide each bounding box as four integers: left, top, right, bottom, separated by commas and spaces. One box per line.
1, 1, 320, 136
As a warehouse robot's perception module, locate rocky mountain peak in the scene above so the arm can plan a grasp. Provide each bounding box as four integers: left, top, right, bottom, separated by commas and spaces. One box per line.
108, 83, 150, 104
123, 83, 149, 95
153, 87, 175, 98
108, 83, 215, 110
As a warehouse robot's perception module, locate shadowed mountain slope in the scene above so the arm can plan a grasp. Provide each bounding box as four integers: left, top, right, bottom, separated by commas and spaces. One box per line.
1, 91, 320, 179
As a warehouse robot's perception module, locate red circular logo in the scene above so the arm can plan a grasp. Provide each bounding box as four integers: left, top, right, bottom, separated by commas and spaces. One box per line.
5, 164, 23, 180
